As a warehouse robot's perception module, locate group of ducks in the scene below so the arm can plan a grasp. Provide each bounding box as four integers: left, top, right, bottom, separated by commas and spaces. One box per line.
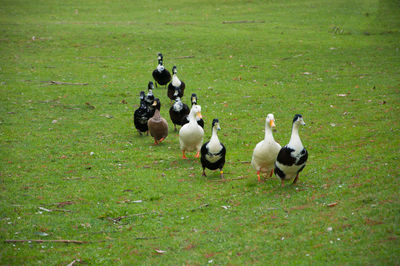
133, 53, 308, 186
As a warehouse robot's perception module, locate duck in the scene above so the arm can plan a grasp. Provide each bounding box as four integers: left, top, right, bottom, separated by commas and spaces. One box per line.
190, 93, 204, 128
152, 53, 171, 88
133, 91, 151, 135
251, 114, 281, 182
169, 96, 190, 131
200, 119, 226, 178
167, 66, 185, 102
147, 98, 168, 144
274, 114, 308, 187
179, 104, 204, 159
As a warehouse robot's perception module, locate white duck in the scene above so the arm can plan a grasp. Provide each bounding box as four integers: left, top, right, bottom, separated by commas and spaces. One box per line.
251, 114, 281, 182
179, 105, 204, 159
274, 114, 308, 187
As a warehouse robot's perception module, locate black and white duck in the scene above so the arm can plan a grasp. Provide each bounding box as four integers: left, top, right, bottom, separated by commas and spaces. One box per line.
133, 91, 152, 135
251, 114, 281, 182
200, 119, 226, 179
190, 93, 204, 128
152, 53, 171, 88
147, 98, 168, 145
179, 104, 204, 159
274, 114, 308, 187
167, 66, 185, 102
169, 96, 190, 131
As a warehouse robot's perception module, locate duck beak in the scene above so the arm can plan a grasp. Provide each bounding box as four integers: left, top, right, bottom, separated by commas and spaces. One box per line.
197, 112, 202, 119
270, 119, 276, 128
152, 101, 157, 106
217, 125, 221, 131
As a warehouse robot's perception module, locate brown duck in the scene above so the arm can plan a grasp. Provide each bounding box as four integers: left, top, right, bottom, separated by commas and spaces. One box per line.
148, 98, 168, 144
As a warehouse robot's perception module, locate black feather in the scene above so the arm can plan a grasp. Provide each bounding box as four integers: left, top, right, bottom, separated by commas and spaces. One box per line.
169, 99, 190, 128
133, 91, 153, 134
200, 142, 226, 171
167, 83, 185, 101
276, 146, 296, 166
296, 148, 308, 165
153, 69, 171, 86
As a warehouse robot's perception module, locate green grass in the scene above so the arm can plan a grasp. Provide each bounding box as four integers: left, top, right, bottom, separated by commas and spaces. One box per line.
1, 0, 399, 264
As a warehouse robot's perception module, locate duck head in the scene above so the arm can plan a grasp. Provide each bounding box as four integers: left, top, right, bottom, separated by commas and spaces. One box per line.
191, 104, 202, 119
139, 91, 145, 101
148, 81, 154, 91
152, 98, 161, 110
157, 53, 163, 62
191, 93, 198, 105
266, 114, 276, 128
293, 114, 306, 126
172, 65, 177, 75
212, 118, 221, 131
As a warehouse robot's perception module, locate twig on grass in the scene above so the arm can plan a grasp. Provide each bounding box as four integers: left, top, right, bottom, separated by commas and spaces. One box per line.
227, 161, 251, 164
211, 176, 248, 182
102, 211, 159, 223
5, 239, 88, 244
174, 55, 195, 59
135, 236, 159, 240
41, 81, 89, 86
67, 259, 80, 266
39, 206, 72, 213
187, 203, 209, 212
222, 20, 265, 24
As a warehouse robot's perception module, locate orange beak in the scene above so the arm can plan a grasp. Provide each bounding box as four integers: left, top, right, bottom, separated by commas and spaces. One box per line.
270, 119, 275, 127
197, 112, 202, 119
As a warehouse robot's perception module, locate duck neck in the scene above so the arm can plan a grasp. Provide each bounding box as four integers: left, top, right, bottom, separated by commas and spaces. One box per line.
264, 124, 274, 142
289, 123, 302, 147
172, 74, 181, 86
153, 109, 161, 120
188, 111, 198, 124
210, 127, 220, 144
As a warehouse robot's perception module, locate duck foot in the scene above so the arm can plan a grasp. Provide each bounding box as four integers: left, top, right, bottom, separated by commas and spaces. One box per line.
182, 151, 188, 159
281, 179, 285, 187
220, 170, 224, 179
194, 151, 200, 158
257, 171, 261, 182
269, 169, 273, 177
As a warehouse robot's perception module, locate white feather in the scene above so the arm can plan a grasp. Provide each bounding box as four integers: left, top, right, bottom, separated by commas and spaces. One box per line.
205, 128, 223, 163
171, 74, 181, 87
157, 64, 164, 72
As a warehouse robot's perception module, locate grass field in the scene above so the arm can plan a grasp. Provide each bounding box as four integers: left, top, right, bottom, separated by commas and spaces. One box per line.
1, 0, 399, 264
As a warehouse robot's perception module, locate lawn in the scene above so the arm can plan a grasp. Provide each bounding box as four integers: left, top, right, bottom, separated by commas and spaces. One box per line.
0, 0, 399, 264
